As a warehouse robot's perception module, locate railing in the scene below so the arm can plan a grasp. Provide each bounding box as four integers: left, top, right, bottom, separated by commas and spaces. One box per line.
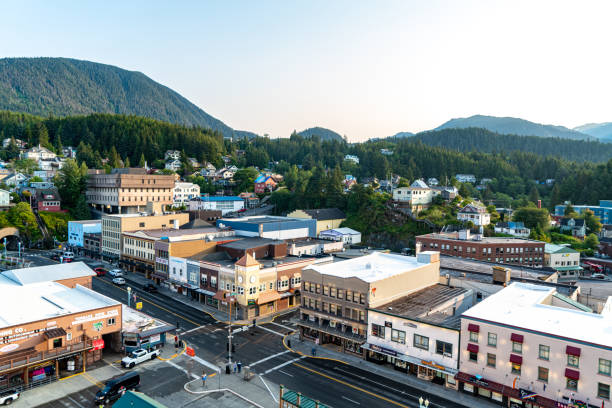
0, 337, 92, 373
0, 374, 58, 395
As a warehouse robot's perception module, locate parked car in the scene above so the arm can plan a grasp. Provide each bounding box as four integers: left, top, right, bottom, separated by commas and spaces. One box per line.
94, 267, 107, 277
112, 277, 126, 285
121, 348, 161, 368
108, 269, 124, 277
592, 273, 609, 280
95, 372, 140, 405
142, 283, 158, 293
0, 389, 19, 405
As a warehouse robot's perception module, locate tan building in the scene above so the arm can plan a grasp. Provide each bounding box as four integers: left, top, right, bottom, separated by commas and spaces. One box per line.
86, 168, 175, 214
287, 208, 346, 235
299, 251, 441, 355
101, 212, 189, 261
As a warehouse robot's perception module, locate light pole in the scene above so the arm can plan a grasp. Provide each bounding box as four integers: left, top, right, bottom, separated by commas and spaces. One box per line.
227, 294, 236, 365
127, 286, 132, 308
3, 237, 6, 259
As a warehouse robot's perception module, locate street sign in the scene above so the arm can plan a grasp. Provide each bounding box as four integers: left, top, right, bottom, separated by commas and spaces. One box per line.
136, 302, 143, 310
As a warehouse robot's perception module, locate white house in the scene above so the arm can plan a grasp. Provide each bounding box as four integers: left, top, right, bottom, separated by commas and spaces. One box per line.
23, 145, 56, 161
319, 227, 361, 245
215, 168, 235, 180
344, 154, 360, 164
173, 182, 200, 206
455, 174, 476, 183
0, 189, 10, 207
392, 180, 438, 213
165, 159, 181, 172
457, 203, 490, 226
164, 150, 181, 161
168, 256, 188, 285
1, 172, 28, 188
494, 221, 530, 238
189, 196, 244, 215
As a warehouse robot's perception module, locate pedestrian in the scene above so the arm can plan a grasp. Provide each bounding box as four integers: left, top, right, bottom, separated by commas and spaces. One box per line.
311, 347, 316, 356
237, 361, 242, 373
202, 370, 207, 387
233, 362, 237, 373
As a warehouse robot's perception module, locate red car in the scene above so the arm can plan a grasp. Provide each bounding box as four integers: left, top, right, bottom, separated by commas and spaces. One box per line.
94, 267, 107, 277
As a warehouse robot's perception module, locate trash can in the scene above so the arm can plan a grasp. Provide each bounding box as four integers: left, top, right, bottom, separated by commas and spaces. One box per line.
225, 364, 230, 374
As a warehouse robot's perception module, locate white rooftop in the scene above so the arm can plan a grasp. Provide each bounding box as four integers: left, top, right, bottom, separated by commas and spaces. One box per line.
0, 262, 95, 286
0, 281, 120, 328
306, 252, 431, 283
462, 282, 612, 348
122, 304, 171, 334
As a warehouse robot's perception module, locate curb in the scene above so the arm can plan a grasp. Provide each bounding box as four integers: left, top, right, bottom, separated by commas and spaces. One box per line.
157, 341, 187, 361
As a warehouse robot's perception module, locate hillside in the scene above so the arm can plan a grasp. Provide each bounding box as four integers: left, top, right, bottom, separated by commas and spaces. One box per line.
297, 127, 344, 142
0, 57, 256, 139
435, 114, 592, 140
574, 122, 612, 142
390, 131, 414, 138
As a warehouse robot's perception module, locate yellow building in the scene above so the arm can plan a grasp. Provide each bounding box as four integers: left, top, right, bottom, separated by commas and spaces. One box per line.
287, 208, 346, 236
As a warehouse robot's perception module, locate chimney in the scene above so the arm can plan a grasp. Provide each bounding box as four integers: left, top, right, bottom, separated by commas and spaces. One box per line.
537, 199, 541, 209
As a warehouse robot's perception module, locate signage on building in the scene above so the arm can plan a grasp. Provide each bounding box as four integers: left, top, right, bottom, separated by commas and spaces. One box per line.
421, 360, 446, 372
384, 321, 392, 328
518, 388, 537, 400
93, 322, 103, 331
155, 257, 169, 265
92, 339, 105, 350
71, 309, 119, 326
149, 334, 161, 343
403, 321, 418, 328
0, 344, 19, 353
136, 302, 143, 310
369, 343, 398, 357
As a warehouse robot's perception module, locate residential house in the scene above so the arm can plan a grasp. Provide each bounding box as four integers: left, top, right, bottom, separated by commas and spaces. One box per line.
392, 180, 436, 213
62, 146, 77, 158
23, 145, 56, 161
200, 163, 216, 178
457, 202, 491, 226
34, 188, 61, 212
2, 138, 26, 149
427, 178, 440, 186
254, 175, 277, 194
344, 155, 360, 164
187, 158, 199, 168
380, 148, 393, 155
173, 182, 200, 206
319, 227, 361, 245
239, 192, 260, 209
287, 208, 346, 235
164, 150, 181, 161
344, 175, 357, 191
455, 174, 476, 183
494, 221, 530, 238
0, 189, 10, 208
215, 167, 235, 180
1, 172, 27, 188
165, 159, 181, 172
559, 218, 586, 238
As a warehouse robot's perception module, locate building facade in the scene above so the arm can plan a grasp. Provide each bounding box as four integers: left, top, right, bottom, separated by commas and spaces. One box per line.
544, 243, 582, 281
217, 216, 316, 239
287, 208, 346, 235
457, 203, 491, 226
173, 182, 200, 206
188, 196, 245, 215
319, 227, 362, 245
555, 200, 612, 225
68, 220, 102, 248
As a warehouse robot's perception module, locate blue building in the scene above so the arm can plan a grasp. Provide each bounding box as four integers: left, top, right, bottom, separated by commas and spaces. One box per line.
217, 216, 317, 239
68, 220, 102, 247
554, 200, 612, 224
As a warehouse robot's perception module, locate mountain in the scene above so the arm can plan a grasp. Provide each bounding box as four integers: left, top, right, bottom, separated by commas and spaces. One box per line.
435, 114, 592, 140
0, 57, 256, 139
296, 127, 344, 142
390, 131, 414, 138
574, 122, 612, 142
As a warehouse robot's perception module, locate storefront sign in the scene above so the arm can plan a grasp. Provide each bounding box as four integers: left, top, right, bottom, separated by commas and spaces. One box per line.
149, 334, 161, 343
93, 322, 103, 331
403, 321, 418, 328
71, 309, 118, 326
92, 339, 105, 350
369, 343, 398, 357
155, 257, 168, 265
384, 321, 392, 328
468, 376, 489, 387
421, 360, 446, 371
519, 388, 537, 400
463, 383, 474, 393
0, 344, 19, 353
0, 326, 46, 344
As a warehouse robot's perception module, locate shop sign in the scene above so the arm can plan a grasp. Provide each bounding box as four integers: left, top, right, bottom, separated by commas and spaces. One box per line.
421, 360, 446, 372
329, 321, 336, 328
369, 343, 398, 356
384, 321, 392, 328
468, 375, 489, 387
93, 322, 103, 331
403, 321, 418, 328
155, 257, 168, 265
463, 383, 474, 393
149, 334, 161, 343
92, 339, 105, 350
247, 299, 255, 306
71, 309, 118, 326
518, 388, 537, 401
0, 326, 45, 344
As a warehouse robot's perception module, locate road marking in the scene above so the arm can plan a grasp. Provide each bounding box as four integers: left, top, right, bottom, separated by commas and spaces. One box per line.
293, 362, 410, 408
263, 356, 306, 374
278, 369, 294, 377
270, 321, 294, 331
256, 325, 286, 337
182, 324, 209, 334
333, 366, 409, 395
165, 359, 199, 379
188, 354, 221, 372
66, 395, 86, 407
342, 396, 360, 405
249, 350, 291, 367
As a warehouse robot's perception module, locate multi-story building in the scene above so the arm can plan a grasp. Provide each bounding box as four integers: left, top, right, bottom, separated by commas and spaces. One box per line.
86, 168, 175, 214
457, 282, 612, 408
23, 145, 56, 161
189, 196, 244, 215
298, 251, 441, 356
366, 284, 472, 388
455, 174, 476, 183
392, 180, 437, 213
173, 182, 200, 206
559, 218, 587, 238
83, 232, 101, 258
34, 188, 61, 212
457, 203, 491, 226
555, 200, 612, 225
217, 216, 316, 239
287, 208, 346, 235
319, 227, 362, 245
68, 220, 102, 249
254, 175, 277, 194
416, 231, 545, 267
544, 243, 582, 281
101, 212, 189, 261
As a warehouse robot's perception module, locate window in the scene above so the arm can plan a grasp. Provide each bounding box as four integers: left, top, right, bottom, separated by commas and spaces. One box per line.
469, 351, 478, 362
330, 287, 336, 298
66, 332, 72, 341
391, 329, 406, 344
487, 333, 497, 347
511, 363, 521, 375
107, 317, 116, 326
512, 341, 522, 354
359, 310, 365, 322
436, 341, 452, 357
353, 292, 359, 303
371, 323, 385, 338
337, 289, 344, 299
567, 354, 579, 368
323, 286, 329, 296
469, 331, 478, 343
139, 222, 145, 228
600, 359, 611, 376
53, 338, 62, 348
566, 378, 578, 391
346, 290, 352, 301
598, 383, 610, 400
304, 282, 310, 292
413, 334, 429, 350
315, 284, 321, 294
539, 345, 550, 360
537, 366, 549, 382
486, 353, 496, 368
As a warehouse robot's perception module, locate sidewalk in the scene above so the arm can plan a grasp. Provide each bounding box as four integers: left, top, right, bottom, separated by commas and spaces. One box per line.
285, 332, 502, 408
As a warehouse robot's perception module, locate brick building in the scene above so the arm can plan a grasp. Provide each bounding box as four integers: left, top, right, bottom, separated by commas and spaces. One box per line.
416, 231, 545, 267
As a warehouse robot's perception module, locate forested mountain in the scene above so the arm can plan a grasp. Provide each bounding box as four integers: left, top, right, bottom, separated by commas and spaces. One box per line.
0, 57, 256, 139
411, 128, 612, 162
390, 131, 414, 138
296, 127, 344, 142
574, 122, 612, 142
436, 115, 592, 140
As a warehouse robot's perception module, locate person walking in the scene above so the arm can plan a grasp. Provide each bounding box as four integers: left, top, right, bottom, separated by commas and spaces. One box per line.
237, 361, 242, 373
233, 362, 237, 373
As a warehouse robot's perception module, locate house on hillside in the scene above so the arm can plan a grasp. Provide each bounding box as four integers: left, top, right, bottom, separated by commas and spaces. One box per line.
392, 180, 437, 213
455, 174, 476, 183
35, 188, 61, 212
165, 159, 181, 172
457, 202, 490, 226
1, 172, 28, 189
559, 218, 586, 238
164, 150, 181, 161
344, 154, 359, 164
239, 192, 260, 208
23, 145, 56, 161
494, 221, 530, 238
254, 175, 277, 194
427, 177, 439, 186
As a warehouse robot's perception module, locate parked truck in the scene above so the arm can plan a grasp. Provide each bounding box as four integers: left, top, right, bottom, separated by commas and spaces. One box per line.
120, 348, 160, 368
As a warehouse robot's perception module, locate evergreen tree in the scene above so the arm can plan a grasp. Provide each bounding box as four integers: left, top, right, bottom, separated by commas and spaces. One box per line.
54, 126, 63, 153
564, 203, 577, 217
138, 153, 146, 168
109, 146, 122, 168
124, 156, 131, 168
73, 195, 91, 220
528, 186, 540, 205
549, 184, 561, 210
37, 123, 50, 148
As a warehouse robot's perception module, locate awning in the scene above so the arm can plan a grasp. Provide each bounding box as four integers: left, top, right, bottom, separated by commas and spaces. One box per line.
279, 291, 293, 299
565, 368, 579, 380
196, 288, 216, 297
44, 328, 67, 339
467, 323, 479, 333
509, 354, 522, 364
92, 339, 105, 351
467, 343, 479, 353
362, 343, 458, 376
257, 291, 281, 305
510, 333, 524, 343
566, 345, 581, 356
554, 266, 583, 271
151, 272, 168, 280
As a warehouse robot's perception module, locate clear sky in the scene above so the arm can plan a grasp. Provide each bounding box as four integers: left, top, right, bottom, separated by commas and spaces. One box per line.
2, 1, 611, 141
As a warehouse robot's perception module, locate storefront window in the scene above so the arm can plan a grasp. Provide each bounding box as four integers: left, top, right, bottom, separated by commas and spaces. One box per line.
539, 344, 550, 360
391, 329, 406, 344
487, 332, 497, 347
598, 383, 610, 400
567, 354, 579, 368
566, 378, 578, 391
413, 334, 428, 350
371, 323, 385, 338
599, 358, 611, 376
537, 367, 548, 382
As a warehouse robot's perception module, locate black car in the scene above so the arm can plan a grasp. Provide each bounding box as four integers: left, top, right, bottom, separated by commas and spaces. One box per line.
95, 372, 140, 404
142, 283, 158, 293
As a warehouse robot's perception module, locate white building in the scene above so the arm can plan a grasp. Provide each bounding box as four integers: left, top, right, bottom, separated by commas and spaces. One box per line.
287, 239, 344, 256
319, 227, 362, 245
455, 174, 476, 183
344, 154, 360, 164
457, 203, 490, 226
544, 243, 582, 280
165, 150, 181, 161
366, 284, 473, 388
189, 196, 244, 215
173, 182, 200, 206
392, 180, 438, 213
494, 221, 530, 238
457, 282, 612, 408
168, 256, 188, 284
165, 159, 181, 172
23, 145, 56, 161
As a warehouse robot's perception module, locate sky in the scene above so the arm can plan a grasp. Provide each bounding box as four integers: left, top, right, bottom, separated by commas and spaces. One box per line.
2, 1, 612, 141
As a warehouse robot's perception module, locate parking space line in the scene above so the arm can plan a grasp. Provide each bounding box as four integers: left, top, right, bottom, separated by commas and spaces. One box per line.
249, 350, 290, 367
263, 355, 306, 374
256, 325, 285, 337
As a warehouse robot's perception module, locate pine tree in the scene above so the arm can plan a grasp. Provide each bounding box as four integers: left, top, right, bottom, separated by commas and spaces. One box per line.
549, 184, 561, 210
37, 123, 50, 148
124, 156, 131, 168
54, 126, 63, 153
109, 146, 122, 168
528, 186, 540, 205
73, 195, 91, 220
138, 153, 146, 168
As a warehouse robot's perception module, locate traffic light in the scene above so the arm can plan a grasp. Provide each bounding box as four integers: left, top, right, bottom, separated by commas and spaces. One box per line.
232, 344, 235, 353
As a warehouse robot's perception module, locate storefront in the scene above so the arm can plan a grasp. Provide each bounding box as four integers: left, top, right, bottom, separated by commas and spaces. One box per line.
299, 318, 365, 356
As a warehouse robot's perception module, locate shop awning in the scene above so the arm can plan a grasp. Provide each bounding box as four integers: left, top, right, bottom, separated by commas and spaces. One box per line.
509, 354, 522, 364
196, 288, 216, 297
362, 343, 458, 376
279, 291, 293, 299
467, 343, 479, 353
565, 368, 579, 380
554, 266, 583, 271
467, 323, 479, 333
44, 328, 67, 339
257, 291, 281, 305
510, 333, 524, 343
566, 345, 581, 356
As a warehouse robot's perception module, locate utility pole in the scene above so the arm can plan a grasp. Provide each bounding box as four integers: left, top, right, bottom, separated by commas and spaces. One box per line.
228, 294, 234, 364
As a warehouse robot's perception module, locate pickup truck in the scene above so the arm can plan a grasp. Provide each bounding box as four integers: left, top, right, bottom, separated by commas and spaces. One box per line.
0, 389, 19, 405
121, 348, 160, 368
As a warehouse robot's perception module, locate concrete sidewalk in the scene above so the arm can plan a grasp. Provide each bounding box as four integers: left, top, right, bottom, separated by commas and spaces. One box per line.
285, 332, 502, 408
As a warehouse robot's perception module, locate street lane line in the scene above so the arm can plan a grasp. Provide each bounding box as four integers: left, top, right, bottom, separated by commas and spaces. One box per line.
278, 370, 294, 377
333, 366, 409, 395
256, 325, 285, 337
66, 395, 86, 408
263, 355, 306, 374
270, 321, 294, 331
166, 360, 199, 379
188, 354, 221, 372
249, 350, 290, 367
258, 375, 279, 403
342, 396, 360, 405
183, 324, 209, 334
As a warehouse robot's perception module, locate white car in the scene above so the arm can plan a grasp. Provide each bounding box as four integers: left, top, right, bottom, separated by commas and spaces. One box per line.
0, 389, 19, 405
592, 273, 609, 280
121, 348, 161, 368
108, 269, 124, 277
112, 277, 126, 285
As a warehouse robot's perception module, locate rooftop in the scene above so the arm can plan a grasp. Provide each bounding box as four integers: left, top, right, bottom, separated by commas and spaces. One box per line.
122, 304, 174, 336
0, 262, 95, 286
545, 243, 579, 254
300, 208, 346, 221
321, 227, 360, 235
419, 232, 541, 245
305, 252, 434, 283
124, 227, 221, 239
462, 282, 612, 348
220, 216, 309, 225
195, 196, 243, 202
68, 220, 101, 225
218, 237, 284, 250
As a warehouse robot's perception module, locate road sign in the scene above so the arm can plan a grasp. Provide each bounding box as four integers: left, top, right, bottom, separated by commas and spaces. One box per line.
136, 302, 143, 310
